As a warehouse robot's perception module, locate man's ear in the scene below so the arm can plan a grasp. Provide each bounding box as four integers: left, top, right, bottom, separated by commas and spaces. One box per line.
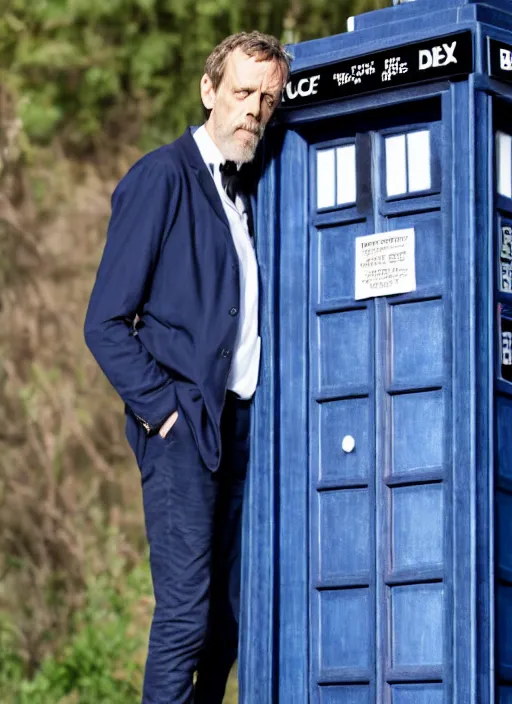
200, 74, 216, 111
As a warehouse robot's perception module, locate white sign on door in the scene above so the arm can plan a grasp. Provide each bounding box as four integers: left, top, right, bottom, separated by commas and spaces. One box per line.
355, 227, 416, 300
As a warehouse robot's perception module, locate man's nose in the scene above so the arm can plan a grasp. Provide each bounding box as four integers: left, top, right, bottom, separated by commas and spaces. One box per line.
246, 91, 261, 119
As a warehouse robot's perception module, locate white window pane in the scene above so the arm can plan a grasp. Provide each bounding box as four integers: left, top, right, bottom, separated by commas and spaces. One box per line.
497, 131, 512, 199
337, 144, 357, 205
386, 134, 407, 196
407, 130, 431, 192
317, 149, 336, 209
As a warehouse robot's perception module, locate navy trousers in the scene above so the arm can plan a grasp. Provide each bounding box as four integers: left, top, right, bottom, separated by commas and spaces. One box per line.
140, 391, 251, 704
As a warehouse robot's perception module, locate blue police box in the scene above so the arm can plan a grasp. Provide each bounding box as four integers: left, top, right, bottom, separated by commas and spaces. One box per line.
239, 1, 512, 702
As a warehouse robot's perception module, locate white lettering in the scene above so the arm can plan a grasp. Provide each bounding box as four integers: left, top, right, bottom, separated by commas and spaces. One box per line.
381, 56, 408, 82
503, 331, 512, 365
501, 48, 512, 71
284, 82, 298, 101
419, 41, 458, 70
419, 49, 433, 70
433, 45, 446, 66
443, 41, 458, 66
310, 75, 320, 94
297, 78, 309, 97
282, 75, 320, 102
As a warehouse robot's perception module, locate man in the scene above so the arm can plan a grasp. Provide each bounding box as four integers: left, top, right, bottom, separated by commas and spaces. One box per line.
84, 31, 290, 704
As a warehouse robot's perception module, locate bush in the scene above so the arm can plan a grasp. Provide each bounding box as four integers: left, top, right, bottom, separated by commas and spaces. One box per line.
0, 556, 238, 703
1, 556, 150, 704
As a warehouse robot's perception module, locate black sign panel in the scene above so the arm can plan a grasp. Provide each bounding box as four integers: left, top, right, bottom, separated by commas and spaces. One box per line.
280, 30, 473, 110
489, 38, 512, 84
499, 303, 512, 383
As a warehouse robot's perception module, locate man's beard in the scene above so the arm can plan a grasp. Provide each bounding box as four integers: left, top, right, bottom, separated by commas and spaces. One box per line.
215, 120, 265, 163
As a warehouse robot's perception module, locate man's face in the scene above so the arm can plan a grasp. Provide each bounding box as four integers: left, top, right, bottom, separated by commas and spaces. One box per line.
201, 48, 286, 163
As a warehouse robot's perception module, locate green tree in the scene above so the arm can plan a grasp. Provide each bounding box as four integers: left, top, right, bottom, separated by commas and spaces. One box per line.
0, 0, 389, 152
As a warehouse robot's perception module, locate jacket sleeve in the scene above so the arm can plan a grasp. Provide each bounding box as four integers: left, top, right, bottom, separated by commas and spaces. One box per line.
84, 157, 179, 433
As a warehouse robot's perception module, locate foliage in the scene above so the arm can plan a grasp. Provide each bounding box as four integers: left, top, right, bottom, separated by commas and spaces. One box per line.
0, 0, 388, 153
1, 556, 149, 703
0, 93, 143, 675
0, 555, 238, 703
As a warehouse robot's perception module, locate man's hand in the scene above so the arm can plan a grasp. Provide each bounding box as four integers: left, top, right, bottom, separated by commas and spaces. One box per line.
159, 410, 179, 438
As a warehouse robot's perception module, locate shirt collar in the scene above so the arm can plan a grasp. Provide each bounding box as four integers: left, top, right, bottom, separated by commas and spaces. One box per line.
193, 124, 227, 172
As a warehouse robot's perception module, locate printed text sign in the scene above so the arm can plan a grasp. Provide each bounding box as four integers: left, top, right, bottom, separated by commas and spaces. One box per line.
355, 228, 416, 300
489, 38, 512, 85
280, 31, 473, 110
500, 223, 512, 293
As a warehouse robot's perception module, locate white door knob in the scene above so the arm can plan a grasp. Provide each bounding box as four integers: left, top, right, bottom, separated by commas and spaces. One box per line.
342, 435, 356, 453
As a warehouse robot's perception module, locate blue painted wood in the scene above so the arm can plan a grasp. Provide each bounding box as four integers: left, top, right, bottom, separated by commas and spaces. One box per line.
493, 89, 512, 703
242, 2, 512, 702
500, 685, 512, 703
392, 584, 445, 666
474, 86, 494, 704
373, 95, 452, 703
309, 123, 376, 703
351, 0, 512, 34
277, 128, 310, 704
238, 141, 279, 704
318, 685, 371, 704
390, 684, 444, 704
392, 484, 444, 571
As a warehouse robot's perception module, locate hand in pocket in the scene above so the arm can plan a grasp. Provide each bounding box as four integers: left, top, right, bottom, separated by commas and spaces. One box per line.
159, 410, 178, 439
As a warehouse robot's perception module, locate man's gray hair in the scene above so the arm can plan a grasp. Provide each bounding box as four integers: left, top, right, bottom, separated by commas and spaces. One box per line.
205, 31, 292, 89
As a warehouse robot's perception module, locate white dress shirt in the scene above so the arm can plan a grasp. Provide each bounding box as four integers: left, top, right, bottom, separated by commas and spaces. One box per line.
193, 125, 260, 400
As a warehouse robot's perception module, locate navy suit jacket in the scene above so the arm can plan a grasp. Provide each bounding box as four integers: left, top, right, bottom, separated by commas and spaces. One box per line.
84, 127, 253, 471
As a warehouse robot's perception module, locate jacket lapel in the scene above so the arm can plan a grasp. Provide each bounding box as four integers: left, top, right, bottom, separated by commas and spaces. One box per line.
193, 166, 232, 232
176, 128, 231, 234
175, 128, 259, 249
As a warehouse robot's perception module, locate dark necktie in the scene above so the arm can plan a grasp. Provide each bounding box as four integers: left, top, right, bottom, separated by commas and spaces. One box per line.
219, 160, 240, 203
216, 160, 255, 239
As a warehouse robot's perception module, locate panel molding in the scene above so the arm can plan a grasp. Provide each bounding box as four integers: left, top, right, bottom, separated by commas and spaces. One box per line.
278, 128, 311, 704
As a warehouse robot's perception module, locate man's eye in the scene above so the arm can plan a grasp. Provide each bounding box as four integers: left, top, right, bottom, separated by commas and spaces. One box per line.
266, 96, 275, 108
237, 90, 249, 98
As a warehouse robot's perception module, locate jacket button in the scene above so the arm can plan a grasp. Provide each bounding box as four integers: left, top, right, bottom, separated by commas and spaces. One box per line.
221, 348, 231, 358
229, 307, 238, 316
